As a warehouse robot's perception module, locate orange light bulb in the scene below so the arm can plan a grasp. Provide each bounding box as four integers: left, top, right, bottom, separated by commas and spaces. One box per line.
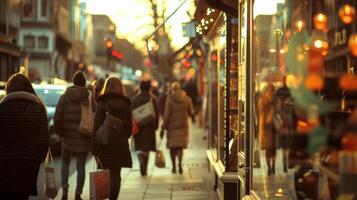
314, 13, 328, 32
349, 33, 357, 57
339, 4, 356, 24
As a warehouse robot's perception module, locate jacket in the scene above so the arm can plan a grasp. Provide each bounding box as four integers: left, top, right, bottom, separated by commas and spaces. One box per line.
94, 93, 132, 169
163, 89, 194, 148
0, 92, 49, 195
54, 85, 91, 152
132, 91, 159, 152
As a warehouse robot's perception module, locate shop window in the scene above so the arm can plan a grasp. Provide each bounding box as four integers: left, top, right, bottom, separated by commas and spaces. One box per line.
38, 35, 48, 49
22, 0, 34, 20
250, 1, 357, 199
24, 35, 35, 49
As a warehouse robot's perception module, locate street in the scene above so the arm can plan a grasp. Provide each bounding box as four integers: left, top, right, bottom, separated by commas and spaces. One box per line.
30, 123, 218, 200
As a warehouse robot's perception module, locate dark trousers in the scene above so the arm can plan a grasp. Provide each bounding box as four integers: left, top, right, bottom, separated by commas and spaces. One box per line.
109, 168, 122, 200
61, 148, 88, 195
0, 194, 29, 200
137, 151, 149, 176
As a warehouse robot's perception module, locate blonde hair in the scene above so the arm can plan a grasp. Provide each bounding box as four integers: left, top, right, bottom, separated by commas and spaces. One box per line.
100, 77, 126, 96
171, 82, 181, 91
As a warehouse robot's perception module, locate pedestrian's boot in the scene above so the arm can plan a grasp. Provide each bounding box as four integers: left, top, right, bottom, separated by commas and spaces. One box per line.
75, 193, 83, 200
178, 165, 183, 174
138, 152, 147, 176
61, 185, 68, 200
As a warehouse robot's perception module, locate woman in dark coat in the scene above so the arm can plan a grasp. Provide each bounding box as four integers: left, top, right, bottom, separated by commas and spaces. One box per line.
0, 73, 49, 199
93, 77, 132, 200
132, 81, 159, 176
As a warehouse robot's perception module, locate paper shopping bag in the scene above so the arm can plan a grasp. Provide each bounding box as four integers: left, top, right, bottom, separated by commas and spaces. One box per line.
155, 150, 166, 168
44, 149, 58, 199
90, 169, 110, 200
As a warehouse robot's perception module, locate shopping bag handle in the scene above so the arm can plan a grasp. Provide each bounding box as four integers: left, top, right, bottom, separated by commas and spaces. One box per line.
156, 138, 163, 151
95, 156, 104, 169
45, 148, 54, 167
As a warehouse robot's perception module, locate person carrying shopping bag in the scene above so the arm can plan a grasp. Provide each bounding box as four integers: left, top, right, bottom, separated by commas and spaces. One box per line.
161, 82, 194, 174
0, 73, 49, 199
132, 80, 159, 176
54, 71, 92, 200
93, 76, 132, 200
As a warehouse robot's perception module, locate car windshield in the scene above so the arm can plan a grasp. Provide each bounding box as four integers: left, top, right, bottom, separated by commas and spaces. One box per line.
35, 88, 64, 107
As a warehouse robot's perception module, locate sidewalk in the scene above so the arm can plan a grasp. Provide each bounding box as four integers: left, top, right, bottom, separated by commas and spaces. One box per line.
49, 123, 218, 200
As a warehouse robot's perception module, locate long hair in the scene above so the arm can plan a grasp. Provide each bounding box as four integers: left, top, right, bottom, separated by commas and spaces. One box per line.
100, 76, 126, 96
5, 73, 37, 95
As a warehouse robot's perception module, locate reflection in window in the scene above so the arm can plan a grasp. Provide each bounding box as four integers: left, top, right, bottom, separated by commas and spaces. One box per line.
24, 35, 35, 49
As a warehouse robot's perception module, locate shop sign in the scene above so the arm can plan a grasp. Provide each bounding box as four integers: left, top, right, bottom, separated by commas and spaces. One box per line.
329, 26, 352, 50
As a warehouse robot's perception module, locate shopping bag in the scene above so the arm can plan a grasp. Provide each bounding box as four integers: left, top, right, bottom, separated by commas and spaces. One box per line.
132, 97, 156, 126
79, 91, 94, 135
155, 139, 165, 168
90, 157, 110, 200
44, 149, 58, 199
155, 150, 166, 168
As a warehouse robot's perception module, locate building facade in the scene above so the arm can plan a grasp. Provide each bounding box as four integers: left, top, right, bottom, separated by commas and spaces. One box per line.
0, 0, 21, 81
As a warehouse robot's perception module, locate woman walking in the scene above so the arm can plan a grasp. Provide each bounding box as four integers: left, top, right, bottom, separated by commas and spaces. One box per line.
93, 77, 132, 200
162, 82, 194, 174
132, 81, 159, 176
257, 83, 277, 175
0, 73, 49, 199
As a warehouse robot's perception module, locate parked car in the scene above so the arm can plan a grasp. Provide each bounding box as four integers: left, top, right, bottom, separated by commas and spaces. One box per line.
33, 84, 68, 154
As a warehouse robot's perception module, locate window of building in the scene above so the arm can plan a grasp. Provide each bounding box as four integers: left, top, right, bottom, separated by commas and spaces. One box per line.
38, 35, 48, 49
24, 35, 35, 49
22, 0, 34, 19
40, 0, 47, 17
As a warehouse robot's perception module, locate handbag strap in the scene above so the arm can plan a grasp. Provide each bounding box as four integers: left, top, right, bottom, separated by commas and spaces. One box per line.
45, 148, 54, 167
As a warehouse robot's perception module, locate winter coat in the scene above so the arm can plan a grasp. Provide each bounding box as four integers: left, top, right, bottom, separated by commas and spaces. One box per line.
94, 93, 132, 169
163, 89, 194, 149
132, 91, 159, 152
0, 92, 49, 195
54, 85, 91, 152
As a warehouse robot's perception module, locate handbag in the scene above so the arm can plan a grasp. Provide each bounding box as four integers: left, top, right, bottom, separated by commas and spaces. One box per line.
90, 157, 110, 200
132, 97, 156, 126
79, 91, 94, 135
155, 138, 166, 168
95, 112, 123, 146
44, 148, 58, 199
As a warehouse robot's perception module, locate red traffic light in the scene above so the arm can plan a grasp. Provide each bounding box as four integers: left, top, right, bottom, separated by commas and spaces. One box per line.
111, 50, 123, 59
184, 60, 191, 68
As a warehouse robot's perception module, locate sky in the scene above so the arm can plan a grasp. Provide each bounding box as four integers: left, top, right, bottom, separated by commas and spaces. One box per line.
80, 0, 195, 53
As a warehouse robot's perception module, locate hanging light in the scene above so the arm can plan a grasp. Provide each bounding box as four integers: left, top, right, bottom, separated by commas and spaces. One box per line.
338, 4, 356, 24
313, 13, 328, 32
348, 33, 357, 57
295, 20, 305, 32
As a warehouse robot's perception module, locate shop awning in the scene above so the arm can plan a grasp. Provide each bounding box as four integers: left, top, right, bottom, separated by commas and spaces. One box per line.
205, 0, 238, 17
194, 0, 237, 19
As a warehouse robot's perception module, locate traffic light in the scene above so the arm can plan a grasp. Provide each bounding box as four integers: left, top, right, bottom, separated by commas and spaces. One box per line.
111, 50, 123, 60
105, 38, 113, 49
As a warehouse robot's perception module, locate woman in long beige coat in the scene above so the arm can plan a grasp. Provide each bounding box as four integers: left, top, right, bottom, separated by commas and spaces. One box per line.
162, 82, 194, 174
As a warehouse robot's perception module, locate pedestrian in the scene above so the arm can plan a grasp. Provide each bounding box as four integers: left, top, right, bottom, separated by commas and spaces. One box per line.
0, 73, 49, 200
93, 77, 132, 200
94, 78, 105, 100
132, 80, 159, 176
162, 82, 194, 174
158, 82, 171, 118
257, 83, 277, 176
54, 71, 91, 200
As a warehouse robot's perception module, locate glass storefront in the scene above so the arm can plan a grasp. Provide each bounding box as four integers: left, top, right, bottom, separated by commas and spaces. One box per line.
249, 0, 357, 199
